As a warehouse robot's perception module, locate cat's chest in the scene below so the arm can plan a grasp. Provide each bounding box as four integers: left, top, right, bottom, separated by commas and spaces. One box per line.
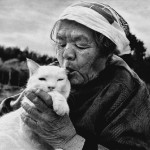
0, 109, 21, 132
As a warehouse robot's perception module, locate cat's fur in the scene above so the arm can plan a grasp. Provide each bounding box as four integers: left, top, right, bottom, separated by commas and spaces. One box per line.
0, 59, 70, 150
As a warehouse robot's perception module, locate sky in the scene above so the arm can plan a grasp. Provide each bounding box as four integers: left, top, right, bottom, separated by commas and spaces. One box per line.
0, 0, 150, 56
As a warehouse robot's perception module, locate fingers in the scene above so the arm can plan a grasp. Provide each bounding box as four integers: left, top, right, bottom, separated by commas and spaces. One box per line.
21, 109, 53, 136
21, 112, 38, 130
21, 96, 55, 122
21, 112, 44, 135
35, 89, 53, 107
25, 90, 52, 112
21, 102, 41, 121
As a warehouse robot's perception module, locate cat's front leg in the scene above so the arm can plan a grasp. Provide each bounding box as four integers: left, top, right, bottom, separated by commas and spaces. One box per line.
49, 91, 69, 116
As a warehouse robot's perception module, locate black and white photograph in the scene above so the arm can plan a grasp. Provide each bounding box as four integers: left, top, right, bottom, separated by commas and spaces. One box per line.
0, 0, 150, 150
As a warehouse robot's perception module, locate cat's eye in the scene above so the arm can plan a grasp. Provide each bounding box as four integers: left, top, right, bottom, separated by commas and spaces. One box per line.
57, 78, 64, 81
39, 77, 46, 81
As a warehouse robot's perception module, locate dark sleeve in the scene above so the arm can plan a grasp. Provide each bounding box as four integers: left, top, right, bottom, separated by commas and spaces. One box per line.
97, 81, 150, 150
0, 92, 22, 116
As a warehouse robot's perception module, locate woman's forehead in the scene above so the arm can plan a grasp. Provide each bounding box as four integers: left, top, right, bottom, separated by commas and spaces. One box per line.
56, 20, 94, 40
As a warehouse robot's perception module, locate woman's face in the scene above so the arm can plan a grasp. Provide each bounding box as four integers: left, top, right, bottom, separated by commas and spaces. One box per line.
54, 20, 108, 85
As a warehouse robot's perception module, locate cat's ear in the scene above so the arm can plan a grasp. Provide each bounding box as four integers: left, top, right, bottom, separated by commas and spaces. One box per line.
26, 58, 40, 76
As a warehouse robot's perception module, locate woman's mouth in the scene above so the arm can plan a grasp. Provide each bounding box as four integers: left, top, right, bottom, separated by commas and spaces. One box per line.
66, 67, 76, 78
66, 67, 75, 73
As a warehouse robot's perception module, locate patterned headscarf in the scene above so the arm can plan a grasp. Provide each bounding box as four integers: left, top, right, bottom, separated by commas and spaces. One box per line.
58, 2, 130, 55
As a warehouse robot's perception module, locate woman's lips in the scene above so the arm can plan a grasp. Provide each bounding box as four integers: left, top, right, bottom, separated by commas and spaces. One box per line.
66, 67, 75, 73
66, 67, 76, 78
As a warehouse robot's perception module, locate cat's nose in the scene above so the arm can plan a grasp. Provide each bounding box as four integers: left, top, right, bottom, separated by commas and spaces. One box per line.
48, 86, 55, 91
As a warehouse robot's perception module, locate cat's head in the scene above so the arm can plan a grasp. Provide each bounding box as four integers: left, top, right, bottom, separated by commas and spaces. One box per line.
26, 58, 70, 98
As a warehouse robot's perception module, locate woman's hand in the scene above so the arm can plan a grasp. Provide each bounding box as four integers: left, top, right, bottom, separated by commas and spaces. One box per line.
21, 89, 76, 149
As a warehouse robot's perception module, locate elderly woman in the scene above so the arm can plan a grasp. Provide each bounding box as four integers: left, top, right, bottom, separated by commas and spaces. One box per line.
1, 2, 150, 150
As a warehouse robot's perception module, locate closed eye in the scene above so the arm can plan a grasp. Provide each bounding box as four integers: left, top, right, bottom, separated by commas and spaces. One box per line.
39, 77, 46, 81
59, 43, 66, 48
57, 78, 64, 81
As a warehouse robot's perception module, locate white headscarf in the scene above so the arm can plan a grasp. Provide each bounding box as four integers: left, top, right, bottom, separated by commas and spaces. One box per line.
58, 2, 130, 55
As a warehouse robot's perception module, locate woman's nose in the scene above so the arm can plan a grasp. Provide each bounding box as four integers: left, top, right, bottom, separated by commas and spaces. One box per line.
63, 43, 75, 61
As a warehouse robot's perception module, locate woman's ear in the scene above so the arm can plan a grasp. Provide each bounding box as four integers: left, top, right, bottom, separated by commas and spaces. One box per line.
26, 58, 40, 76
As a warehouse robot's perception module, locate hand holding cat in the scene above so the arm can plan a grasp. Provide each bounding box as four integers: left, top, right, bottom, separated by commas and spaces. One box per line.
21, 89, 76, 149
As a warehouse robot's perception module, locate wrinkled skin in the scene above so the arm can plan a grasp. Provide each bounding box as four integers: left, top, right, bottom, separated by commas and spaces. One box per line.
55, 20, 107, 85
22, 20, 109, 149
21, 89, 76, 149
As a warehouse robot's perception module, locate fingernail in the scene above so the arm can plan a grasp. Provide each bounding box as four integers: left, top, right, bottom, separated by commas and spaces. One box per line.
35, 89, 41, 94
25, 92, 36, 99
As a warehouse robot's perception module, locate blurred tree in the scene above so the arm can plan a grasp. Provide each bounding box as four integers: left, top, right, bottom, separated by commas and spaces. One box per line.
127, 32, 146, 61
0, 46, 5, 60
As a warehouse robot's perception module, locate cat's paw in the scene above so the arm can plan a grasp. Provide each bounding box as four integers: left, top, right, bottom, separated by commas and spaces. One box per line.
53, 101, 69, 116
50, 91, 70, 116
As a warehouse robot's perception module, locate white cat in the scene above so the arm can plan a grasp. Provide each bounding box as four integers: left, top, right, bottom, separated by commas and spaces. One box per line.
0, 59, 71, 150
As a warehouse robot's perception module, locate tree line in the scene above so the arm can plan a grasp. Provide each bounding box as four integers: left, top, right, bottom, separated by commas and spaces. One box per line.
0, 46, 56, 87
0, 46, 56, 65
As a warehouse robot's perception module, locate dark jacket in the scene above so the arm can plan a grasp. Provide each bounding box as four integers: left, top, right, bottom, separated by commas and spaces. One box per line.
0, 55, 150, 150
